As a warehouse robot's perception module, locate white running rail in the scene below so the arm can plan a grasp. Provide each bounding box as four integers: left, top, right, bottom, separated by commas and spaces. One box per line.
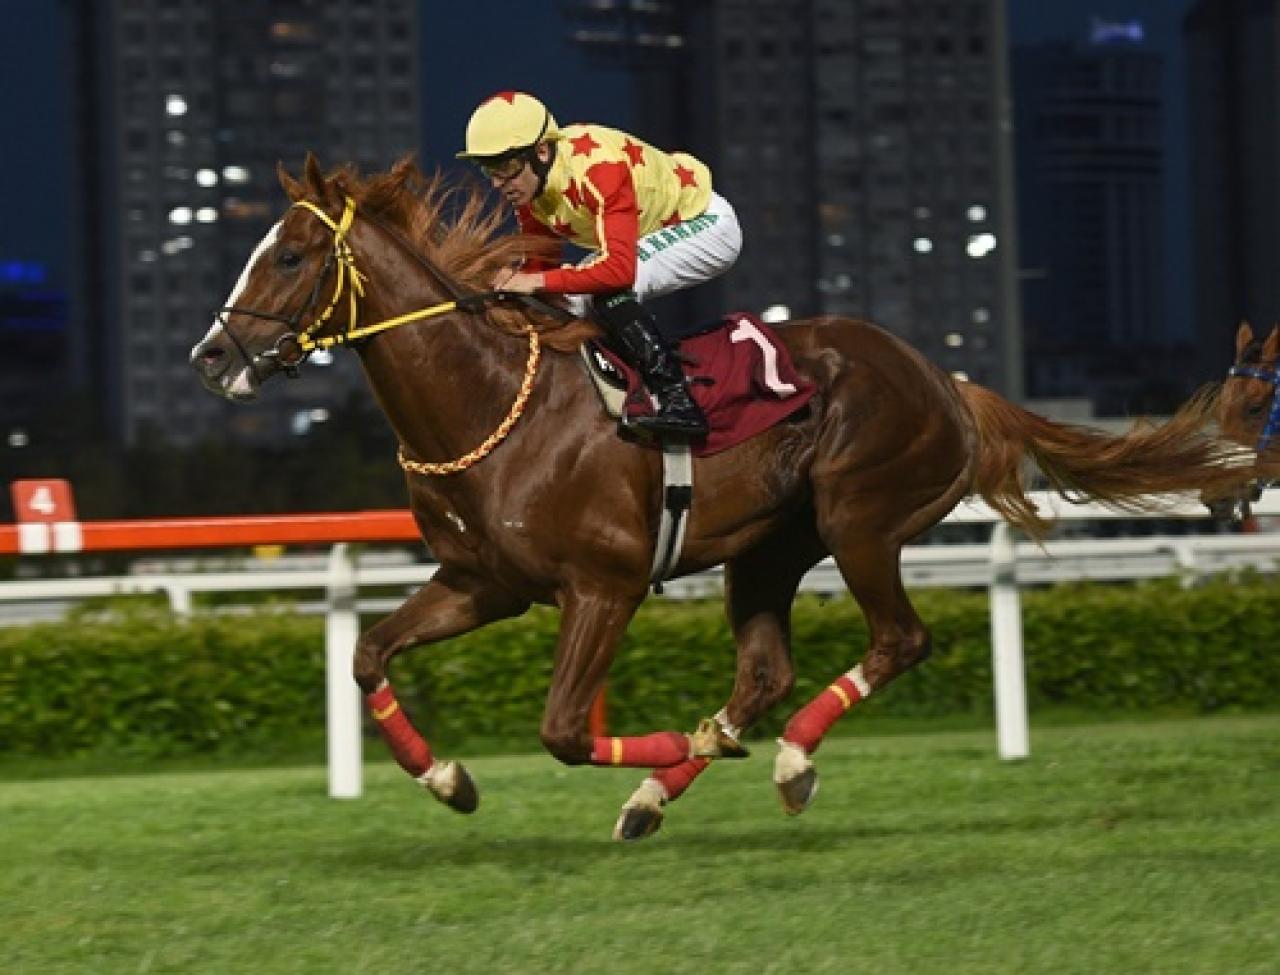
4, 491, 1280, 796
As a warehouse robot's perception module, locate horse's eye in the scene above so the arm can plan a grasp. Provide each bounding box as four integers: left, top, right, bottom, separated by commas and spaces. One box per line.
277, 249, 302, 270
1247, 401, 1268, 418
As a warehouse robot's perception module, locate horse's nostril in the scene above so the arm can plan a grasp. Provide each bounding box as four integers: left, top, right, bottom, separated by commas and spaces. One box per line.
194, 344, 228, 377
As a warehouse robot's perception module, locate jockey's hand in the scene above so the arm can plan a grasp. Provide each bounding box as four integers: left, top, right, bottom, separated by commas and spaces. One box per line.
492, 270, 545, 294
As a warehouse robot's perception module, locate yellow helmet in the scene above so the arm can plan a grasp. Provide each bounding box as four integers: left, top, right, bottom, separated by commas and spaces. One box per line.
457, 91, 563, 160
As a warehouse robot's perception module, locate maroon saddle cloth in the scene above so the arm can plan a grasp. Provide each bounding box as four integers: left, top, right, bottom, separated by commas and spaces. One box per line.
591, 312, 816, 457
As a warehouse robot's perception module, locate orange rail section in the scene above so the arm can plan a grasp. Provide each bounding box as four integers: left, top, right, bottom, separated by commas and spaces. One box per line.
0, 510, 420, 555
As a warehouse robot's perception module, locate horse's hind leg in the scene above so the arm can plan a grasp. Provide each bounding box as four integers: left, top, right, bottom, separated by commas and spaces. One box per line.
615, 528, 823, 841
773, 535, 930, 815
353, 566, 529, 812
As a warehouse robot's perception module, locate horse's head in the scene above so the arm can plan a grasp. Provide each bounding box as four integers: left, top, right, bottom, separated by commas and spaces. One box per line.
1220, 321, 1280, 450
190, 154, 359, 401
1200, 321, 1280, 521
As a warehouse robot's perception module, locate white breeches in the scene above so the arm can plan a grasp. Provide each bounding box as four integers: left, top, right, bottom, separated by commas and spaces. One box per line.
565, 192, 743, 315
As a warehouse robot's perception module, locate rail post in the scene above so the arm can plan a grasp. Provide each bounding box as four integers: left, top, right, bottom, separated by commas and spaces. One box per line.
163, 582, 193, 618
988, 522, 1029, 759
326, 543, 363, 797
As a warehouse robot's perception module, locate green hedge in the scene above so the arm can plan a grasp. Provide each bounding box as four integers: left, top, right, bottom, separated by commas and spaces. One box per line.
2, 575, 1279, 759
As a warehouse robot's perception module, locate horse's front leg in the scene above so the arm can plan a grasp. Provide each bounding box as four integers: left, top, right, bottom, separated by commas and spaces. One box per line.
541, 588, 721, 793
354, 566, 528, 812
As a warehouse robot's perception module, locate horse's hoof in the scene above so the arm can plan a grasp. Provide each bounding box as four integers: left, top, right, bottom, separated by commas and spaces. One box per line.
689, 717, 750, 759
773, 739, 818, 816
777, 767, 819, 816
614, 804, 664, 842
613, 777, 666, 841
419, 759, 479, 814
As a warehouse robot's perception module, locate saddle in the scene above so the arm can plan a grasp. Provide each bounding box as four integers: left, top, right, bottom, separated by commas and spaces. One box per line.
579, 312, 815, 456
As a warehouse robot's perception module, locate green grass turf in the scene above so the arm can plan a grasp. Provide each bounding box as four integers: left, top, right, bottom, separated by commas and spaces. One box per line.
3, 715, 1277, 974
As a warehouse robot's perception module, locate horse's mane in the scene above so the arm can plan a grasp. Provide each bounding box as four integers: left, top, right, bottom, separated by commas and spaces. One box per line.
309, 155, 598, 353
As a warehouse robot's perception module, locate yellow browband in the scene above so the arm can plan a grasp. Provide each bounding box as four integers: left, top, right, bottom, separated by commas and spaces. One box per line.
291, 195, 541, 476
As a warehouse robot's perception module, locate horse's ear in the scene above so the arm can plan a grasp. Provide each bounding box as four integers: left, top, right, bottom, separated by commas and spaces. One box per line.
277, 161, 305, 202
1265, 325, 1280, 363
304, 152, 327, 199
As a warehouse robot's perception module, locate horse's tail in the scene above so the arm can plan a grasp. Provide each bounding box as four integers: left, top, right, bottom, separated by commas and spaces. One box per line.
958, 382, 1255, 538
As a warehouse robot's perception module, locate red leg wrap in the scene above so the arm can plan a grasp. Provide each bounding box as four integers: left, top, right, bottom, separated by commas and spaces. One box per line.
590, 732, 690, 768
783, 673, 865, 755
652, 757, 711, 801
367, 684, 433, 777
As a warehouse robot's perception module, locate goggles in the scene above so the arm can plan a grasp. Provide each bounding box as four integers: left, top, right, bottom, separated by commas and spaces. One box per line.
478, 154, 528, 183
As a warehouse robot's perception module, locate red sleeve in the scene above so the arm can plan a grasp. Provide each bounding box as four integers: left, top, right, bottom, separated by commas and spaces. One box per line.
516, 205, 562, 273
541, 161, 639, 294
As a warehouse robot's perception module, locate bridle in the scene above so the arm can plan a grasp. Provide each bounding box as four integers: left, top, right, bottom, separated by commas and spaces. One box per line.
217, 194, 567, 475
217, 195, 471, 376
1227, 363, 1280, 452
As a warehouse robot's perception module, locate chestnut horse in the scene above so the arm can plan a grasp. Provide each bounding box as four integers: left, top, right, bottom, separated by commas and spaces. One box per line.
191, 157, 1257, 840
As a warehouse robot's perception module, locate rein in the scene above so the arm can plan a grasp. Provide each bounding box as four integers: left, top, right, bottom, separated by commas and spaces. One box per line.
230, 194, 563, 476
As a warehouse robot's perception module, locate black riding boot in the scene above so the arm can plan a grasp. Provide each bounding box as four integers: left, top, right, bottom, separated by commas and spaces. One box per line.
593, 293, 709, 439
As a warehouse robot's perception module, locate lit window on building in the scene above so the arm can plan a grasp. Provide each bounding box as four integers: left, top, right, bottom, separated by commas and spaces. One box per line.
270, 21, 317, 42
966, 233, 997, 258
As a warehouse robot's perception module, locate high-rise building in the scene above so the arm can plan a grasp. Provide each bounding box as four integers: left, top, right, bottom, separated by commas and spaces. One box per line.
1013, 29, 1172, 412
1184, 0, 1280, 370
67, 0, 421, 446
567, 0, 1022, 396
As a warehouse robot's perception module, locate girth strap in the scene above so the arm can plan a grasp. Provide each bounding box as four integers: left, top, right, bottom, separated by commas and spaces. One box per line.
651, 442, 693, 593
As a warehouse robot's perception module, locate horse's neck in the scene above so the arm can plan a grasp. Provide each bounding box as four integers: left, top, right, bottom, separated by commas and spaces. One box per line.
346, 219, 569, 479
357, 291, 534, 471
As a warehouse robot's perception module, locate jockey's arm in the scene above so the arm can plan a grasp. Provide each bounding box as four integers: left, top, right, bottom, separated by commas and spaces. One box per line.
539, 161, 639, 295
494, 207, 558, 292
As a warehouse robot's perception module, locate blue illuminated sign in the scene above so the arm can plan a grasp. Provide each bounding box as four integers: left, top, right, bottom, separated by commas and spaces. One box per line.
0, 261, 48, 285
1090, 17, 1145, 45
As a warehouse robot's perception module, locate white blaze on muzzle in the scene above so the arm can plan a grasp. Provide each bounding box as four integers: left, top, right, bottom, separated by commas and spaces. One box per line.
199, 221, 282, 347
190, 222, 282, 399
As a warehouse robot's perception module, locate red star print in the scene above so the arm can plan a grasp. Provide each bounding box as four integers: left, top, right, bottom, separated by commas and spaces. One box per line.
486, 90, 518, 105
674, 164, 697, 188
552, 218, 574, 236
564, 179, 584, 209
622, 139, 645, 167
570, 131, 601, 157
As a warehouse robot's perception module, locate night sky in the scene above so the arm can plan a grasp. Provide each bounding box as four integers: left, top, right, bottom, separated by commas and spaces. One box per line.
0, 1, 69, 282
0, 0, 1198, 336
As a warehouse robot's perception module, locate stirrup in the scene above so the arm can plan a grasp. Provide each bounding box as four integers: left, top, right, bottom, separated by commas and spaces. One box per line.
630, 410, 708, 439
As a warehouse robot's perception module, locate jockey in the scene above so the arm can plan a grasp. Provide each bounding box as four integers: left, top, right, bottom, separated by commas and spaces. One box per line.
458, 90, 743, 439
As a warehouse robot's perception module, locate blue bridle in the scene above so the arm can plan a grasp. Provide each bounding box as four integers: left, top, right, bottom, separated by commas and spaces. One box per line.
1227, 364, 1280, 451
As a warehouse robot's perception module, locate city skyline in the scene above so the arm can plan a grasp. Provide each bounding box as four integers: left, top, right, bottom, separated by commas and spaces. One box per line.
0, 0, 1216, 423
